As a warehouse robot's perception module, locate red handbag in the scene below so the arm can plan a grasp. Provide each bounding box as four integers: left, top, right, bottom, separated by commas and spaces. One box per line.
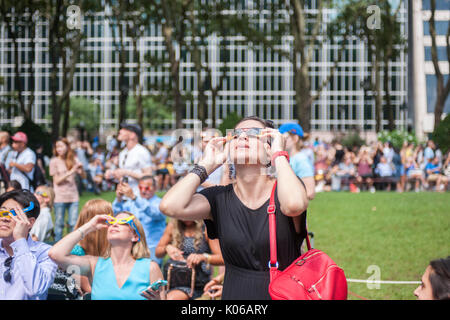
267, 181, 348, 300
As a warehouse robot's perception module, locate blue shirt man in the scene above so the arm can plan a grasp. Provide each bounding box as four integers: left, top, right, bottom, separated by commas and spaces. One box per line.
112, 176, 166, 266
0, 190, 57, 300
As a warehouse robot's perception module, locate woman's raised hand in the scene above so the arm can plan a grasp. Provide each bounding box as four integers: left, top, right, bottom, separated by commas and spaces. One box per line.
83, 214, 112, 233
260, 128, 286, 158
198, 137, 229, 174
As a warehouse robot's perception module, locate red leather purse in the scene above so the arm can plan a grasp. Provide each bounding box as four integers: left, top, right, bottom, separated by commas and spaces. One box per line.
267, 181, 348, 300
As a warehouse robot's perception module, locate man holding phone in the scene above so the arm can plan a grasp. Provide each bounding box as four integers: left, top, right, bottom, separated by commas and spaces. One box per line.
112, 176, 166, 266
105, 123, 153, 195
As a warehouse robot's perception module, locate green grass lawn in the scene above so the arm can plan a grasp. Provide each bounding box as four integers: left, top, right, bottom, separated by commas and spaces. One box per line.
76, 190, 449, 300
307, 191, 450, 300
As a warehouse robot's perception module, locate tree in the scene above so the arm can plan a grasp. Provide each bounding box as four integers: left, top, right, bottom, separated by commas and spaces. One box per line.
185, 0, 230, 128
46, 0, 103, 142
336, 0, 405, 132
234, 0, 347, 132
148, 0, 192, 129
105, 0, 134, 128
429, 0, 450, 129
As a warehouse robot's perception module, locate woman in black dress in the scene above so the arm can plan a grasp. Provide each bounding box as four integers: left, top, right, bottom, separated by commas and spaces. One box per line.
160, 116, 309, 300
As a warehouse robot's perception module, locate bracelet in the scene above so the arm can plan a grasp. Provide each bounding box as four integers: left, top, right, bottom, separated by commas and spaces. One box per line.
203, 253, 211, 265
271, 151, 290, 167
190, 164, 208, 184
77, 228, 85, 240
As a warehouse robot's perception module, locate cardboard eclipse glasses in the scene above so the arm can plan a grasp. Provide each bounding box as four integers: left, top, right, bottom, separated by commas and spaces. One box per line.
0, 202, 35, 218
106, 215, 141, 242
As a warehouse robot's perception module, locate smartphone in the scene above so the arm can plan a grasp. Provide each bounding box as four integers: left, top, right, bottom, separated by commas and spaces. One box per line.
122, 176, 129, 184
149, 279, 168, 291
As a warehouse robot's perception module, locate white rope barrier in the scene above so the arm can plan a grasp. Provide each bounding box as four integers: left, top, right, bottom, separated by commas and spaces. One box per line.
347, 279, 421, 285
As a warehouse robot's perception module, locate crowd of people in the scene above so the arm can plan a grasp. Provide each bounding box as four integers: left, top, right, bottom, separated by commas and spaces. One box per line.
0, 118, 448, 301
312, 139, 449, 193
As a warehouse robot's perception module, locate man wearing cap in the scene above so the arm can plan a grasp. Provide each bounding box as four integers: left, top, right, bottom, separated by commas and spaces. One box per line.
279, 123, 315, 200
6, 132, 36, 191
105, 123, 152, 195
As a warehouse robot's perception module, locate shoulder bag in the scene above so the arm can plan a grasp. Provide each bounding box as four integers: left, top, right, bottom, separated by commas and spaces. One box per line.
267, 181, 348, 300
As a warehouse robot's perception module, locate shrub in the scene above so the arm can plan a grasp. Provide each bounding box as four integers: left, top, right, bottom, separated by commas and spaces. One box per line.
377, 130, 418, 150
432, 114, 450, 153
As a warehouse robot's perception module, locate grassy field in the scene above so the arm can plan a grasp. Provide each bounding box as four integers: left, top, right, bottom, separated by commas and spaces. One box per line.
307, 192, 450, 300
76, 190, 449, 300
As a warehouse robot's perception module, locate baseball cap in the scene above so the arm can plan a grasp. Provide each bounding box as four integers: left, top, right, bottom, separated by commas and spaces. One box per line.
120, 122, 142, 140
278, 123, 304, 138
11, 131, 28, 144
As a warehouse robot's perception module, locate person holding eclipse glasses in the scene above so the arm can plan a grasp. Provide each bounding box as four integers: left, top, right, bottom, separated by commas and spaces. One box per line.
112, 175, 167, 267
160, 116, 309, 300
48, 210, 166, 300
0, 189, 58, 300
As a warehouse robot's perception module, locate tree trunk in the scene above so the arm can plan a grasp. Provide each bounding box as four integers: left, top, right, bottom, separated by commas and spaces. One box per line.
49, 1, 62, 142
118, 22, 128, 127
131, 31, 144, 130
374, 52, 382, 133
429, 0, 450, 129
294, 67, 312, 132
162, 22, 183, 128
384, 56, 394, 131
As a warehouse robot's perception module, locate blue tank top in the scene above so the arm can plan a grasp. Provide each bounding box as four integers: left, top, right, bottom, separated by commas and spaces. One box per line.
91, 257, 151, 300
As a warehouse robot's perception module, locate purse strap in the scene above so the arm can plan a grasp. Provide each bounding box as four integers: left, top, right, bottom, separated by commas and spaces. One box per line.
268, 181, 311, 278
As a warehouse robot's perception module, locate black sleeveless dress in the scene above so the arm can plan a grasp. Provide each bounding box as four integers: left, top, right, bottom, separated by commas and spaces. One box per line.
199, 184, 306, 300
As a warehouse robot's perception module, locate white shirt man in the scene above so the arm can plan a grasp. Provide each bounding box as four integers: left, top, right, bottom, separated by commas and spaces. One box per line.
106, 123, 152, 195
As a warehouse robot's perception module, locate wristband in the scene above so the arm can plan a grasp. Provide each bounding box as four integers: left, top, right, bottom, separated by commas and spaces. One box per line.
203, 253, 211, 264
190, 164, 208, 184
271, 151, 290, 167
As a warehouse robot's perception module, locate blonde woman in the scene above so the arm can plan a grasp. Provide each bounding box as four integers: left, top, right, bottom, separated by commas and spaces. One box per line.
48, 210, 165, 300
155, 219, 223, 300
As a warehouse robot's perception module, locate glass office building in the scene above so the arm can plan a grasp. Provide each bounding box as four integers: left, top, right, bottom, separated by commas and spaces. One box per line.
0, 1, 410, 136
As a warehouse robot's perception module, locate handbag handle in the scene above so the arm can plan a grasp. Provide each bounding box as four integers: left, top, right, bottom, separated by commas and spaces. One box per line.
267, 181, 311, 274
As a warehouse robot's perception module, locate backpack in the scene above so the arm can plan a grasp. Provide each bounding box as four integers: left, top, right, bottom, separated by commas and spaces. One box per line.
15, 153, 47, 189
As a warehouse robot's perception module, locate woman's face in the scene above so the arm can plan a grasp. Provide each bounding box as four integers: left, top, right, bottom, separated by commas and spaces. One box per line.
55, 141, 68, 157
107, 213, 138, 243
228, 120, 269, 166
414, 266, 435, 300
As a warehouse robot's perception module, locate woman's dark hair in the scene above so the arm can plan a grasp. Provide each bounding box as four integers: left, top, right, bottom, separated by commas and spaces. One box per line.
0, 189, 40, 219
234, 116, 274, 129
429, 256, 450, 300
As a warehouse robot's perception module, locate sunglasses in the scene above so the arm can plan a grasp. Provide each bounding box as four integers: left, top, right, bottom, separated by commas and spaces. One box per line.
138, 186, 153, 192
229, 128, 263, 139
228, 128, 272, 146
0, 202, 35, 219
106, 215, 141, 242
35, 191, 48, 197
3, 256, 13, 283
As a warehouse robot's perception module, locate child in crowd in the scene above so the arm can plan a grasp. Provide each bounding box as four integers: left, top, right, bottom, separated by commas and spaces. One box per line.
31, 185, 55, 243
